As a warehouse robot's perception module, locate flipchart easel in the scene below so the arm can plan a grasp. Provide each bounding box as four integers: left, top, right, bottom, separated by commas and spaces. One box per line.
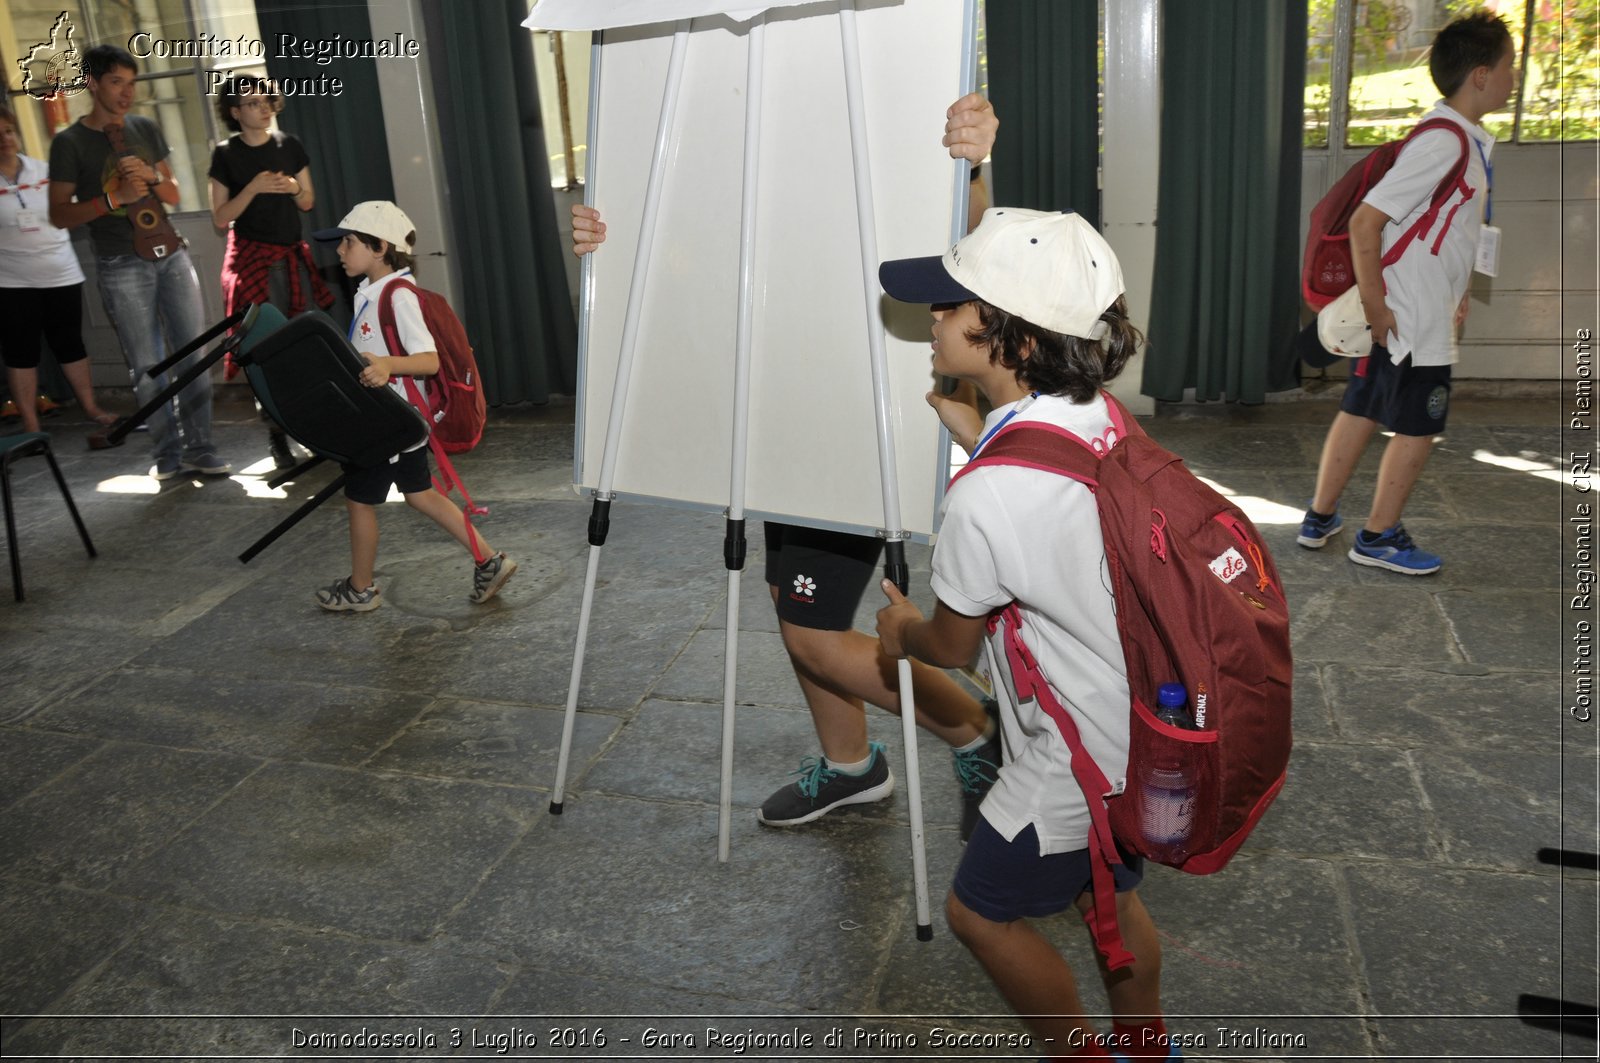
524, 0, 977, 941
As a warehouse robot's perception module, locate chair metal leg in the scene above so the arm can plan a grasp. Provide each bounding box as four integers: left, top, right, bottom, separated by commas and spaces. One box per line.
41, 441, 96, 559
2, 451, 22, 601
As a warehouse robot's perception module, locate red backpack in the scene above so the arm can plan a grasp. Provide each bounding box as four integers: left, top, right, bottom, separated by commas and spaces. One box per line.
1302, 117, 1472, 311
377, 277, 491, 561
377, 278, 487, 454
951, 393, 1292, 970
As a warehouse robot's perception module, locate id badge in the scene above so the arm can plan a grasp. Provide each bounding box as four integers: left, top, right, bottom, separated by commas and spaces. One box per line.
15, 209, 42, 234
1475, 223, 1502, 277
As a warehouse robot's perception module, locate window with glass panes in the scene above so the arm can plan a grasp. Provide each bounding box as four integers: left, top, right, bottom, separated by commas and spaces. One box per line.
2, 1, 270, 211
1306, 0, 1598, 147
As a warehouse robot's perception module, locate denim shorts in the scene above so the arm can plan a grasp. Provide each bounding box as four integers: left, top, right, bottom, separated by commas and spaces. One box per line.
952, 819, 1144, 924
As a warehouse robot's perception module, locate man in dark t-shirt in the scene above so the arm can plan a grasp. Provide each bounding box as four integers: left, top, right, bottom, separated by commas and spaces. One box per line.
49, 44, 227, 480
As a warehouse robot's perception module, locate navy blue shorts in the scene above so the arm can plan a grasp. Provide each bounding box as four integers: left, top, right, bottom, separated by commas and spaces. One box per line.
1340, 344, 1452, 437
952, 818, 1144, 924
763, 521, 883, 631
341, 447, 432, 505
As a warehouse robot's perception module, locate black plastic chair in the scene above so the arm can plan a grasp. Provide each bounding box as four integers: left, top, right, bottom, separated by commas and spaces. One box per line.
239, 306, 428, 468
1, 432, 97, 602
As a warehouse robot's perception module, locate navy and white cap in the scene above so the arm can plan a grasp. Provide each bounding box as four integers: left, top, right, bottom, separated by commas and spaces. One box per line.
312, 200, 415, 254
879, 207, 1124, 340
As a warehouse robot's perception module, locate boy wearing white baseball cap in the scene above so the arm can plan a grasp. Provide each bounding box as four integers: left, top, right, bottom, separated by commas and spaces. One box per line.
875, 208, 1177, 1061
309, 201, 517, 612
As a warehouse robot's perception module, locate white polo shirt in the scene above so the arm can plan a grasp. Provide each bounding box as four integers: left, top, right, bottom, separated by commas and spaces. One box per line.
0, 155, 84, 289
350, 268, 434, 452
931, 392, 1129, 854
1363, 102, 1494, 367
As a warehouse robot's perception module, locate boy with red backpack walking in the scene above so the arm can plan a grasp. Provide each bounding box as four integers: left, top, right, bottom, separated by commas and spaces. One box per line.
310, 201, 515, 612
1299, 11, 1517, 575
875, 208, 1182, 1062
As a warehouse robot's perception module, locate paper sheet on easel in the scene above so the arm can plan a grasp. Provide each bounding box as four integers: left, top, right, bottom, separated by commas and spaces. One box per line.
522, 0, 816, 31
568, 0, 966, 538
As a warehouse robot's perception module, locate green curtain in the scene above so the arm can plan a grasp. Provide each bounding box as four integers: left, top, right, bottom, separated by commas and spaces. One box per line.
1142, 0, 1307, 403
985, 0, 1101, 227
256, 0, 394, 287
421, 0, 577, 405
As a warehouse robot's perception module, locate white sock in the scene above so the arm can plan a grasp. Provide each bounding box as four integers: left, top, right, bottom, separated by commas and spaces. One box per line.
952, 718, 997, 754
825, 752, 872, 775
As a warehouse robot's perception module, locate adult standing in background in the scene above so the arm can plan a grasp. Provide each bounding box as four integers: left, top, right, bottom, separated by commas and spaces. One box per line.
0, 103, 115, 434
208, 74, 332, 469
48, 43, 229, 480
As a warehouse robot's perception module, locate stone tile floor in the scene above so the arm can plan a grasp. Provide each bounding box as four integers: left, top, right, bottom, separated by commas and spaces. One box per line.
0, 386, 1593, 1061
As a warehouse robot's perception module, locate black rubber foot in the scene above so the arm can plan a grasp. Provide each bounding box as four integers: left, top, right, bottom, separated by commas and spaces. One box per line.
916, 923, 933, 942
549, 801, 564, 815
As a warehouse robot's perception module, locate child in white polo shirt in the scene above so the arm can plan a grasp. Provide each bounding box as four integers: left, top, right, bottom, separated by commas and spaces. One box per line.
310, 201, 516, 612
1298, 11, 1516, 575
875, 208, 1178, 1062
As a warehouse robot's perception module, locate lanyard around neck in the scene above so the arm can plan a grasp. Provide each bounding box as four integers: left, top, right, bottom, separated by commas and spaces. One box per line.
970, 392, 1039, 458
349, 269, 411, 342
0, 163, 39, 208
1474, 139, 1494, 224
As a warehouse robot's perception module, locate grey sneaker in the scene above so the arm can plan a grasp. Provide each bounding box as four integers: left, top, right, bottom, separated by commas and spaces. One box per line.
316, 577, 381, 612
954, 698, 1002, 842
470, 552, 518, 603
150, 458, 181, 481
180, 452, 233, 475
757, 741, 894, 827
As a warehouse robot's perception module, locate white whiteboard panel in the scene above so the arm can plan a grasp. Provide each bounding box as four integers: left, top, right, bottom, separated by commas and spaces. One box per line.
575, 1, 970, 537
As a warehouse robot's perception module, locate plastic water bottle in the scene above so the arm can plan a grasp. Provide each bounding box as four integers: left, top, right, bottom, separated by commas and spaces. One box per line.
1141, 683, 1196, 860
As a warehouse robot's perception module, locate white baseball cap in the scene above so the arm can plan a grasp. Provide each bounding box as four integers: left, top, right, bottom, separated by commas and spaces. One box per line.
1315, 285, 1372, 359
879, 207, 1124, 340
313, 201, 416, 254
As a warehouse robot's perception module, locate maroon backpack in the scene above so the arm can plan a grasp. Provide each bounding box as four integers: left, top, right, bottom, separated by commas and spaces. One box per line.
376, 278, 491, 562
377, 277, 487, 454
951, 393, 1292, 970
1302, 117, 1472, 311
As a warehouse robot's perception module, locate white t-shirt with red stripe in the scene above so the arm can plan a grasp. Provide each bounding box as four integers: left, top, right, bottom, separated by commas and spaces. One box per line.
931, 391, 1130, 854
1362, 102, 1494, 367
350, 268, 434, 453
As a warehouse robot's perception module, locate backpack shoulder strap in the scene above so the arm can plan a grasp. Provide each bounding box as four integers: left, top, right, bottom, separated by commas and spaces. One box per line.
955, 423, 1100, 488
953, 392, 1136, 489
1403, 118, 1472, 199
375, 276, 424, 360
993, 603, 1137, 971
1381, 119, 1474, 267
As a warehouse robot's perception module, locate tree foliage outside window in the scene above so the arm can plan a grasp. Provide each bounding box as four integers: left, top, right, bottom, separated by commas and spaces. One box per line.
1303, 0, 1597, 146
1515, 0, 1600, 140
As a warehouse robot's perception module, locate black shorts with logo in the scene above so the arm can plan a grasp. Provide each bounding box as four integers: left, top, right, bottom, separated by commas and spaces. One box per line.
763, 521, 884, 632
341, 447, 432, 505
1340, 344, 1452, 437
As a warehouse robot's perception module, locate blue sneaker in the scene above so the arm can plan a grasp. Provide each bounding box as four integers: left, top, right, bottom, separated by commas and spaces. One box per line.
1349, 522, 1441, 575
1296, 506, 1343, 548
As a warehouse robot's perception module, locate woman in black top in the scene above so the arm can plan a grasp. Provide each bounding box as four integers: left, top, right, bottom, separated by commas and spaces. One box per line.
208, 75, 332, 467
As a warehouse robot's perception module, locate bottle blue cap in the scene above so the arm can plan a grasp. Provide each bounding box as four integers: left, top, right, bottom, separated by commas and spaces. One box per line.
1157, 683, 1186, 707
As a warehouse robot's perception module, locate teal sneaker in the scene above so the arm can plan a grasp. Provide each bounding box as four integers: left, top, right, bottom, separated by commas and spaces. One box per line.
1349, 522, 1441, 575
954, 698, 1002, 842
757, 741, 893, 826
